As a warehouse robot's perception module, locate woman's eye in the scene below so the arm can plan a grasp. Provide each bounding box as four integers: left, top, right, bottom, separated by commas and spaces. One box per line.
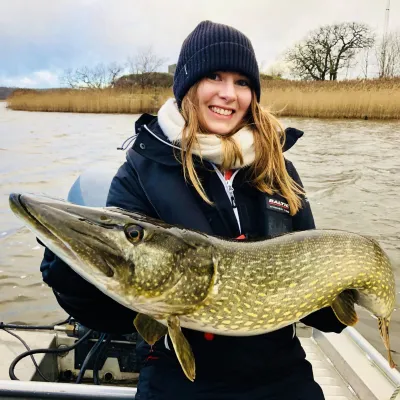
207, 73, 220, 81
237, 79, 250, 87
125, 225, 144, 243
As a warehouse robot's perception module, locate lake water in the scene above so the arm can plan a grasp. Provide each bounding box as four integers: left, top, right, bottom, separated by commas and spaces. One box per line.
0, 102, 399, 364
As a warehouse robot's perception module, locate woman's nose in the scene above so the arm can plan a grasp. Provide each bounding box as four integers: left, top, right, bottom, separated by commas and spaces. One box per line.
218, 81, 237, 102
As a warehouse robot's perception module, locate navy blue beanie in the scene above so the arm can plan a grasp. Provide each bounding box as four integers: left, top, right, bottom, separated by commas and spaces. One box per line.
173, 20, 260, 107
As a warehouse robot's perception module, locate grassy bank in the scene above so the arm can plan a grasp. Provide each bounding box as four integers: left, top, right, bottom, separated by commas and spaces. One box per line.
6, 78, 400, 119
260, 78, 400, 119
7, 88, 172, 114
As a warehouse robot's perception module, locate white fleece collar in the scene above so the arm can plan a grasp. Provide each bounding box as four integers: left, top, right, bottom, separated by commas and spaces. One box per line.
157, 98, 255, 168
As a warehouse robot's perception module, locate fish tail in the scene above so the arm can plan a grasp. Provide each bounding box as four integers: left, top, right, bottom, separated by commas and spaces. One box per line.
378, 317, 397, 368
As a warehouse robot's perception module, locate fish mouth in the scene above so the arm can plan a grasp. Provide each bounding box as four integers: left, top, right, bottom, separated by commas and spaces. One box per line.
9, 193, 123, 280
10, 193, 118, 243
9, 193, 73, 256
10, 193, 50, 230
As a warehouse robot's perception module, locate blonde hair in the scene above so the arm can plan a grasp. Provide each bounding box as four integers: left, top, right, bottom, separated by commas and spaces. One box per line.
179, 83, 305, 216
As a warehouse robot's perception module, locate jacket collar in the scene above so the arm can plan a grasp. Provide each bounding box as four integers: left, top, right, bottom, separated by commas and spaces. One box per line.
131, 114, 182, 166
129, 113, 304, 166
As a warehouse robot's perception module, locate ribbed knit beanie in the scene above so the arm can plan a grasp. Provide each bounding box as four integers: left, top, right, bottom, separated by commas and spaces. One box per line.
173, 20, 260, 107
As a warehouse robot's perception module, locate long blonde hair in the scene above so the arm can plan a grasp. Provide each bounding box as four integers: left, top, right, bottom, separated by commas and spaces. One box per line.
178, 82, 305, 215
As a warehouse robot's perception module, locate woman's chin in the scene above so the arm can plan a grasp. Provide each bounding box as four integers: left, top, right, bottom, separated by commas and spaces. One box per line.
203, 120, 239, 135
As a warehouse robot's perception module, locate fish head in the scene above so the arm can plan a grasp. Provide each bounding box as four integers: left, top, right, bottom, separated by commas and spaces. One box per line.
9, 193, 217, 317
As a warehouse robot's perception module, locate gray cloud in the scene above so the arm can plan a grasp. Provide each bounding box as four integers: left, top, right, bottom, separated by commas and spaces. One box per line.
1, 0, 399, 87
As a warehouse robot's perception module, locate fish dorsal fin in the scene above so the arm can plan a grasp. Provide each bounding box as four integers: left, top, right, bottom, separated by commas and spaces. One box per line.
134, 313, 167, 345
167, 315, 196, 382
331, 289, 359, 326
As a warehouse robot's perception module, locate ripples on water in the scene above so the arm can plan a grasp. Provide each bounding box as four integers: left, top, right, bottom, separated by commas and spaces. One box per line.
0, 104, 399, 363
285, 118, 400, 259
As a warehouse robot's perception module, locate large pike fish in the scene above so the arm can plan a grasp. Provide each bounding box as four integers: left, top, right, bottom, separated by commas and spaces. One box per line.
9, 193, 396, 381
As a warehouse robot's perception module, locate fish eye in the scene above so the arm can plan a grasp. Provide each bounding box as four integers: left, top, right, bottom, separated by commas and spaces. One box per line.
125, 225, 144, 243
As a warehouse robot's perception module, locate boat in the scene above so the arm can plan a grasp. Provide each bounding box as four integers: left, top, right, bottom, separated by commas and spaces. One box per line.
1, 163, 400, 399
1, 321, 400, 399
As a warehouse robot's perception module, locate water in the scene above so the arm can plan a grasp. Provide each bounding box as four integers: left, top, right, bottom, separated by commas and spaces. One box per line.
0, 102, 399, 364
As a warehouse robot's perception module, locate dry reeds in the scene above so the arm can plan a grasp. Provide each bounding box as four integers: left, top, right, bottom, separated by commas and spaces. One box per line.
260, 78, 400, 120
6, 78, 400, 120
7, 87, 172, 114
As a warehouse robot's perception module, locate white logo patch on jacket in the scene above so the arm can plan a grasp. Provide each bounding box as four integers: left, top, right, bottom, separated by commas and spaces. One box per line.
266, 198, 290, 214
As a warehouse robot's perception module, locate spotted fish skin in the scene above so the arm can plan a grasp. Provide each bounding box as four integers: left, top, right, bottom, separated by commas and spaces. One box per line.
180, 230, 395, 336
9, 193, 397, 378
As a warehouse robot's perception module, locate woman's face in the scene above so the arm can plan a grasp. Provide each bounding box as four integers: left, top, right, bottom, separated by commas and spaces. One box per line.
196, 71, 252, 135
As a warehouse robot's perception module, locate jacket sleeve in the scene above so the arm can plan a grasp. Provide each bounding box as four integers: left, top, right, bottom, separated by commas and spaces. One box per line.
40, 160, 157, 334
287, 160, 346, 334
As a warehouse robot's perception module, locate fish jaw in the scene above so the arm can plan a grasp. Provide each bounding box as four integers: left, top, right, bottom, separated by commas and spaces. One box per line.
9, 193, 141, 311
9, 193, 76, 264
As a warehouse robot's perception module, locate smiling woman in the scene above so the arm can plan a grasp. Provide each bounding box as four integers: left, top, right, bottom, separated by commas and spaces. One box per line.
38, 20, 346, 400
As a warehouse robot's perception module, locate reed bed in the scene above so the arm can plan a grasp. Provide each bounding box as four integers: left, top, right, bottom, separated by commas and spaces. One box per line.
260, 78, 400, 120
7, 88, 172, 114
6, 78, 400, 120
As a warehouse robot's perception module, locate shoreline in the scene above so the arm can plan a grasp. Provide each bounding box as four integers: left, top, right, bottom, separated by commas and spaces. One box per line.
5, 78, 400, 120
4, 106, 399, 122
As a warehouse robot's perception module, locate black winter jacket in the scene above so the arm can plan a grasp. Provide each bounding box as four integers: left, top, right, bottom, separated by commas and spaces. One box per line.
40, 114, 345, 384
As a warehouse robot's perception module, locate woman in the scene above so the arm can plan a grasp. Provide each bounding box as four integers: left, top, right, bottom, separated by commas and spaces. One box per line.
40, 20, 345, 399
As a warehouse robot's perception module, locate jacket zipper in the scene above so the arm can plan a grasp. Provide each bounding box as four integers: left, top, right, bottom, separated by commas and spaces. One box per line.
141, 126, 243, 232
212, 164, 241, 233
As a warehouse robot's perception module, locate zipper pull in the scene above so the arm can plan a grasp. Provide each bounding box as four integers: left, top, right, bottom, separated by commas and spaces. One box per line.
226, 182, 236, 208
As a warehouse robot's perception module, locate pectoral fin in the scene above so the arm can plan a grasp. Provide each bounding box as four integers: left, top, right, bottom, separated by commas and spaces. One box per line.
378, 317, 397, 368
134, 313, 167, 345
331, 290, 358, 326
167, 315, 196, 382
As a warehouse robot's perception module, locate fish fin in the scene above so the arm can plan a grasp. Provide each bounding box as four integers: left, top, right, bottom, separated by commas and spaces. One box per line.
134, 313, 167, 345
331, 290, 359, 326
167, 315, 196, 382
378, 317, 397, 368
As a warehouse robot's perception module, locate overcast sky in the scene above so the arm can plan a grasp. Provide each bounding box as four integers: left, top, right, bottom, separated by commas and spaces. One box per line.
1, 0, 399, 88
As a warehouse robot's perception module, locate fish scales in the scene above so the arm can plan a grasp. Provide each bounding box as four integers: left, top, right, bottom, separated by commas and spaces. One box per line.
179, 231, 395, 335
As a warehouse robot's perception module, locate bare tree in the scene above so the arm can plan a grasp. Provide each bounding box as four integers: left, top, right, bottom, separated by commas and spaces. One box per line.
59, 68, 80, 88
360, 48, 371, 78
60, 62, 124, 89
107, 62, 125, 87
127, 46, 166, 74
285, 22, 374, 81
264, 62, 288, 79
126, 46, 167, 89
375, 31, 400, 78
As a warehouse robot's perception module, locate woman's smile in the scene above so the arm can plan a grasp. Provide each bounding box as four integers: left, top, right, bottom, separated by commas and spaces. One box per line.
208, 105, 235, 118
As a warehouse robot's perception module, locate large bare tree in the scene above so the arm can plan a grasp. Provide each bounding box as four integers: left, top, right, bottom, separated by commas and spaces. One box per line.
375, 31, 400, 78
285, 22, 374, 80
60, 62, 124, 89
126, 46, 167, 89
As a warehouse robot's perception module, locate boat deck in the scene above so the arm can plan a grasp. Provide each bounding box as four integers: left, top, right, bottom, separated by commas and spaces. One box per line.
0, 330, 355, 399
300, 337, 357, 399
1, 326, 400, 399
0, 329, 55, 382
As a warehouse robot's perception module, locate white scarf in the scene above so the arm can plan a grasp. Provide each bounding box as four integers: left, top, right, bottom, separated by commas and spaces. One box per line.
157, 98, 255, 168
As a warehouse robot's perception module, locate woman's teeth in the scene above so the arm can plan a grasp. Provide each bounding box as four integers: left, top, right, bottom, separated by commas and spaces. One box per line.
210, 106, 233, 116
